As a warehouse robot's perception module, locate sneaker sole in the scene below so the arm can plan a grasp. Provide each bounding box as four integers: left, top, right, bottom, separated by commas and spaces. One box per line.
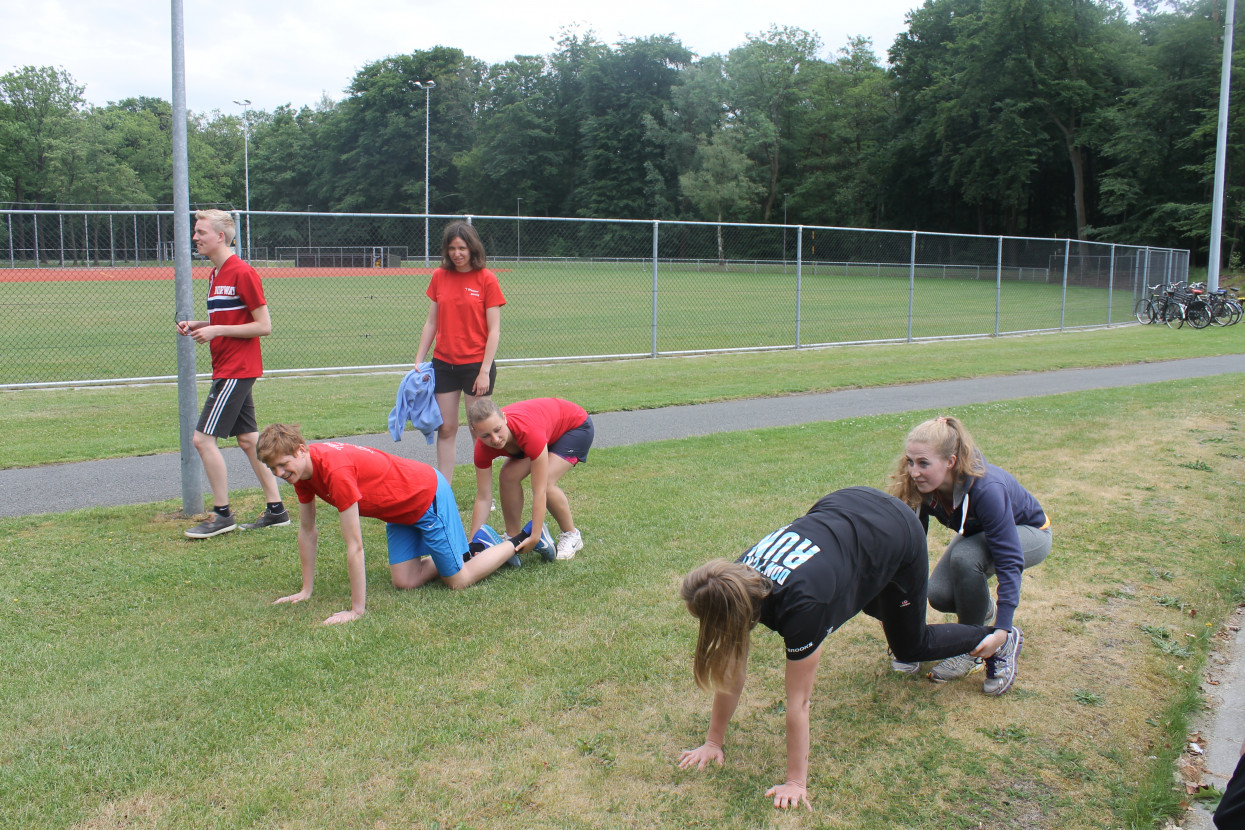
984, 628, 1023, 696
185, 523, 237, 539
241, 519, 291, 530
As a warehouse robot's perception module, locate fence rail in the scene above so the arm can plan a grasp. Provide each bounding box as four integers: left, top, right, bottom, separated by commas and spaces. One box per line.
0, 209, 1190, 387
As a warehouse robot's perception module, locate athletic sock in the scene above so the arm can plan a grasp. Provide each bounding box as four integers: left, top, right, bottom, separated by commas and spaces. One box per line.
213, 504, 231, 518
507, 529, 530, 547
267, 502, 286, 514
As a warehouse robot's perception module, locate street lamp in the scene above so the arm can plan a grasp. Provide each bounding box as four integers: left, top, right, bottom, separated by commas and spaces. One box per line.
516, 197, 523, 266
232, 98, 251, 260
413, 80, 436, 267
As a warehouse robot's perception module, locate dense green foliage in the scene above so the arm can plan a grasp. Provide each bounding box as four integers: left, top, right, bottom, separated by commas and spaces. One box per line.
2, 0, 1242, 262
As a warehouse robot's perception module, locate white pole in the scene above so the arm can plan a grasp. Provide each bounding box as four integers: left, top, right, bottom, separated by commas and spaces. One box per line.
415, 80, 436, 267
233, 99, 252, 261
1207, 0, 1236, 292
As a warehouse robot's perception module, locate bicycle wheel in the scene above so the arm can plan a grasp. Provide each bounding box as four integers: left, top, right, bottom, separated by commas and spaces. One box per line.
1163, 301, 1186, 329
1186, 300, 1211, 329
1210, 299, 1234, 326
1134, 298, 1156, 324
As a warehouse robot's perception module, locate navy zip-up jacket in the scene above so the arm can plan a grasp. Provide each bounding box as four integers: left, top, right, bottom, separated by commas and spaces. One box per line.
919, 459, 1046, 632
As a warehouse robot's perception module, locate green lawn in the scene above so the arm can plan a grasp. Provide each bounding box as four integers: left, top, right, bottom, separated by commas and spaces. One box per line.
2, 378, 1241, 829
0, 261, 1148, 385
2, 324, 1241, 470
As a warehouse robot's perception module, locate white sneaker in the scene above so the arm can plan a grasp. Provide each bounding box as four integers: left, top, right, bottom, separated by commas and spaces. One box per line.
555, 528, 583, 560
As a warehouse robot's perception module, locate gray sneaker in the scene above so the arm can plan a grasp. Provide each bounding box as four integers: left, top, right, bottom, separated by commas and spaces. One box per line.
983, 626, 1023, 696
889, 650, 920, 674
241, 508, 291, 530
928, 652, 984, 682
185, 512, 237, 538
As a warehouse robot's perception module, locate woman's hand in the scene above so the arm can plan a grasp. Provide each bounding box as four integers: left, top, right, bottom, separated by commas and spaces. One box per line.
322, 608, 364, 625
677, 742, 724, 771
765, 780, 812, 810
970, 629, 1009, 658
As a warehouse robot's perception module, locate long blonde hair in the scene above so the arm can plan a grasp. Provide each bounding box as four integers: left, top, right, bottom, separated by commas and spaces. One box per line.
680, 559, 772, 692
887, 415, 986, 510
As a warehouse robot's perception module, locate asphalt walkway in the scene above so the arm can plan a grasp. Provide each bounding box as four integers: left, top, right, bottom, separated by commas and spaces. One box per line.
4, 352, 1244, 825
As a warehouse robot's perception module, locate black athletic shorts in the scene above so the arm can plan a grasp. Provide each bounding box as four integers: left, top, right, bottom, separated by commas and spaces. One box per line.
197, 377, 258, 438
432, 358, 496, 396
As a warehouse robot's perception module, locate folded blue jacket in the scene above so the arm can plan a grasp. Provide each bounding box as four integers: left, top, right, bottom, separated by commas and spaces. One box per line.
388, 363, 443, 444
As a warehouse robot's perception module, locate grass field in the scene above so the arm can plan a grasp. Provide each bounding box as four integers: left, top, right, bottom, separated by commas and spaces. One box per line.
0, 260, 1144, 385
2, 324, 1241, 470
2, 378, 1242, 829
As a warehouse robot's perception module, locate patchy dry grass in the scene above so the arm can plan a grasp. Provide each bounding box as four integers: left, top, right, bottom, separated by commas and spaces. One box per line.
2, 376, 1243, 829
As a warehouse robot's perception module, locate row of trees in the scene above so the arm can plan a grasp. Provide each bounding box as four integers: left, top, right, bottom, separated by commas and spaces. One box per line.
0, 0, 1241, 262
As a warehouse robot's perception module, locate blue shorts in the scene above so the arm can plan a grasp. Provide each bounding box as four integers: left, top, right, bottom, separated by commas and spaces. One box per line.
549, 416, 594, 465
384, 470, 469, 577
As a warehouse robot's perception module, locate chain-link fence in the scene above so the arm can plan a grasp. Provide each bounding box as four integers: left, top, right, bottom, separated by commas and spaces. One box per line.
0, 208, 1190, 387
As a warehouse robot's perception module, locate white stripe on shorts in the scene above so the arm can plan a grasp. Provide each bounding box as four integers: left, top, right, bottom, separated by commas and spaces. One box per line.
202, 377, 238, 435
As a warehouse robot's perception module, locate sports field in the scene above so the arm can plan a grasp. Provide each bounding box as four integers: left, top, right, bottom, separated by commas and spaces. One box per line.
1, 375, 1241, 828
0, 260, 1138, 385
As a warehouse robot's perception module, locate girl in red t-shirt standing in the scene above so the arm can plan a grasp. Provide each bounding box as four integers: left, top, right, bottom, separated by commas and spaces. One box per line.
415, 222, 506, 482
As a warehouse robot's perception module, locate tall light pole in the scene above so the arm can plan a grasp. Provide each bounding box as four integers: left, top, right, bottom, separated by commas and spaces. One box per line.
1206, 0, 1235, 291
516, 197, 523, 266
232, 98, 251, 260
414, 80, 436, 267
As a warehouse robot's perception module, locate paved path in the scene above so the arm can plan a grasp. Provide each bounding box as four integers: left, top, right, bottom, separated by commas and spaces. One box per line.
5, 354, 1241, 520
4, 352, 1244, 826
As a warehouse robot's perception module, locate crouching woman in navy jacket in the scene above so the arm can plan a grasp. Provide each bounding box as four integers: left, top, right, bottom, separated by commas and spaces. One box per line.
677, 487, 1017, 810
888, 415, 1050, 687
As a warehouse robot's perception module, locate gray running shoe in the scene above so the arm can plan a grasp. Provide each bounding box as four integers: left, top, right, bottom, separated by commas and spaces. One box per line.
185, 512, 237, 538
928, 653, 984, 682
983, 626, 1023, 696
241, 508, 291, 530
889, 650, 920, 674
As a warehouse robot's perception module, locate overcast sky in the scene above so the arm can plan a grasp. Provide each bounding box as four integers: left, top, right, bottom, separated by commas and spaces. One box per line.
2, 0, 929, 115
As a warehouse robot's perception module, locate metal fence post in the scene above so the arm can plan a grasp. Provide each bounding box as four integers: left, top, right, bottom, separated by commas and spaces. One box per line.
1060, 240, 1070, 330
795, 225, 803, 348
6, 214, 12, 267
651, 221, 659, 358
995, 236, 1002, 336
84, 214, 90, 267
109, 214, 115, 267
133, 215, 139, 265
908, 231, 916, 342
1107, 244, 1116, 322
59, 214, 65, 267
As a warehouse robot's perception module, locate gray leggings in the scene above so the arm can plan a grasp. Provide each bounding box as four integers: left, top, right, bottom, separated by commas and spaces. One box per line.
927, 525, 1052, 625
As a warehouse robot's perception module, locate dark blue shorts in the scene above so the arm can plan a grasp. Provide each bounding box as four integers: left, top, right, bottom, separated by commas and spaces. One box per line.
548, 416, 594, 465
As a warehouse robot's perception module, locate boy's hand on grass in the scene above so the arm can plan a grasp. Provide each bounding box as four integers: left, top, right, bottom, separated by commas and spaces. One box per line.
323, 609, 364, 625
677, 742, 724, 771
765, 781, 811, 811
273, 590, 311, 605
